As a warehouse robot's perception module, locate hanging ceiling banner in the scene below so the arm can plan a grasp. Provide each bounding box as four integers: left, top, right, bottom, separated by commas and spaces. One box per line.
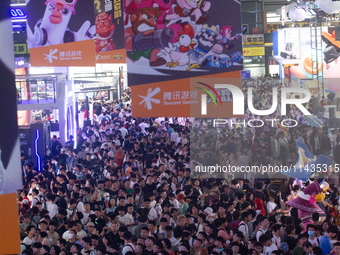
94, 0, 126, 63
26, 0, 97, 66
125, 0, 243, 117
0, 0, 22, 253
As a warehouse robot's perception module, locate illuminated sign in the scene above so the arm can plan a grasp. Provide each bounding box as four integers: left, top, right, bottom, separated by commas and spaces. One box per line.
10, 8, 26, 20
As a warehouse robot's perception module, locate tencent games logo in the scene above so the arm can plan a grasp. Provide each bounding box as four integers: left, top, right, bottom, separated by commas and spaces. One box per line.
197, 82, 223, 108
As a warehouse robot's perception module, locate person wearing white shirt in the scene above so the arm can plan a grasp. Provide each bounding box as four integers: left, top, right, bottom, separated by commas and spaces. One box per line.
81, 203, 94, 225
169, 195, 180, 209
171, 131, 178, 143
271, 224, 282, 248
267, 196, 277, 216
238, 211, 252, 243
31, 189, 40, 208
23, 226, 36, 246
124, 205, 136, 233
120, 127, 128, 138
176, 134, 188, 146
122, 232, 136, 255
164, 226, 177, 245
256, 217, 269, 242
307, 225, 319, 247
47, 194, 58, 219
144, 198, 158, 221
139, 121, 149, 133
260, 235, 277, 255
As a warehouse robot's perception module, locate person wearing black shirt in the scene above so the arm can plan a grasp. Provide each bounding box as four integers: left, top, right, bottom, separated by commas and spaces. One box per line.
109, 222, 120, 244
57, 188, 68, 209
145, 148, 154, 169
143, 176, 157, 196
173, 215, 186, 238
133, 143, 143, 157
51, 136, 62, 157
233, 231, 248, 255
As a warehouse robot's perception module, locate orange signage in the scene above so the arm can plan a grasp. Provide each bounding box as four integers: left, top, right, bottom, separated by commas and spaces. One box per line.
95, 48, 126, 63
0, 193, 21, 254
131, 71, 242, 117
30, 40, 96, 67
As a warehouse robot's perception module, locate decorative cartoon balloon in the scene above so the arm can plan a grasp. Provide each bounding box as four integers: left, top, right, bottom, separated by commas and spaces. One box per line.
290, 52, 324, 79
280, 137, 333, 181
288, 6, 307, 22
286, 182, 325, 223
316, 0, 340, 14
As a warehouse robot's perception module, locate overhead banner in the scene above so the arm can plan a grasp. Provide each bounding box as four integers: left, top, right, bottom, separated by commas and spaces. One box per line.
94, 0, 126, 63
131, 71, 242, 117
124, 0, 243, 116
26, 0, 96, 66
0, 0, 22, 253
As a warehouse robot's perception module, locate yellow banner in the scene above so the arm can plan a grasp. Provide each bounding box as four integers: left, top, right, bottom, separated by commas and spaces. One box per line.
243, 47, 265, 56
14, 44, 28, 54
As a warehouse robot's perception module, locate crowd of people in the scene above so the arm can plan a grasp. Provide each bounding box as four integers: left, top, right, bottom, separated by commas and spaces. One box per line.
18, 82, 340, 255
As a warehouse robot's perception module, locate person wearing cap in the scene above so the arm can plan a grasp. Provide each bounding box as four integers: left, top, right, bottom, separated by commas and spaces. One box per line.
85, 222, 95, 236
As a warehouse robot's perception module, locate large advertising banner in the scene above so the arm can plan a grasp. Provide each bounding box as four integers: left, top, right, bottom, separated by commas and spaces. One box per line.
0, 0, 22, 253
26, 0, 97, 66
94, 0, 126, 63
131, 70, 242, 117
125, 0, 243, 116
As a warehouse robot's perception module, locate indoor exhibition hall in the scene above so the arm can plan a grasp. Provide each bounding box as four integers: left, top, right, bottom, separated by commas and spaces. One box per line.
1, 0, 340, 255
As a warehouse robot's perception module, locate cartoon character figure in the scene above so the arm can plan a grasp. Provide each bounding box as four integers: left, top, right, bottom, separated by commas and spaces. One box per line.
230, 51, 243, 63
217, 26, 241, 50
164, 0, 211, 25
125, 7, 171, 66
286, 182, 325, 225
28, 0, 95, 48
95, 12, 116, 53
322, 31, 340, 96
125, 0, 182, 44
164, 23, 196, 67
290, 52, 323, 79
201, 54, 231, 69
187, 24, 218, 70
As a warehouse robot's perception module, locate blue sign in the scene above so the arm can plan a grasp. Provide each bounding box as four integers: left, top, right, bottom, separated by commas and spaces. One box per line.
241, 70, 251, 79
10, 8, 26, 20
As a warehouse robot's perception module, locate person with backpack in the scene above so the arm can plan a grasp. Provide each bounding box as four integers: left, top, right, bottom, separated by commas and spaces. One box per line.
238, 211, 254, 243
256, 216, 269, 242
31, 189, 41, 208
122, 231, 135, 255
229, 211, 242, 232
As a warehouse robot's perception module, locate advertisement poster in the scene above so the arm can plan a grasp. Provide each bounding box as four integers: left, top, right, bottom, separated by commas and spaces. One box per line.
125, 0, 243, 116
94, 0, 126, 63
26, 0, 96, 66
124, 0, 243, 85
0, 0, 22, 253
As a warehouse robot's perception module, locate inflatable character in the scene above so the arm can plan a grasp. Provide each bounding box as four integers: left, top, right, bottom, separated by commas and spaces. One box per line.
286, 182, 325, 225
